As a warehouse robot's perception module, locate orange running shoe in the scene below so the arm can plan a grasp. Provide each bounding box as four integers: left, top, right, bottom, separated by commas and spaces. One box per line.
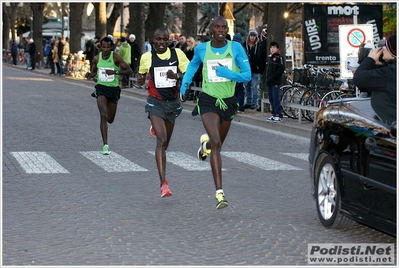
160, 180, 172, 197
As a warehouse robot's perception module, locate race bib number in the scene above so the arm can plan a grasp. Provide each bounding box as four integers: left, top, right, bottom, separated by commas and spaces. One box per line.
154, 66, 177, 88
99, 68, 115, 82
206, 59, 232, 82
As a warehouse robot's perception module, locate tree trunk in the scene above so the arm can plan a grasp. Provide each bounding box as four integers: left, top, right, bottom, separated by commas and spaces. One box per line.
145, 3, 167, 43
3, 3, 10, 49
94, 3, 107, 40
183, 3, 198, 39
267, 3, 287, 57
8, 3, 18, 41
107, 3, 121, 35
31, 3, 45, 68
129, 3, 145, 52
69, 3, 84, 53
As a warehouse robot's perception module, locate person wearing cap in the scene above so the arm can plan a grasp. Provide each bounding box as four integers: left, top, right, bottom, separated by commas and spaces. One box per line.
128, 34, 142, 74
353, 35, 397, 125
243, 29, 262, 110
265, 40, 285, 123
28, 38, 36, 70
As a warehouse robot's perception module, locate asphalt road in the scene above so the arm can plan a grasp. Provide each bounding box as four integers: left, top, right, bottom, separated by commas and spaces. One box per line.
2, 65, 396, 266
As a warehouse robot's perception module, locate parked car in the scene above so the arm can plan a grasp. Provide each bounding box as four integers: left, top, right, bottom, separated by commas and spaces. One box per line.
308, 97, 396, 237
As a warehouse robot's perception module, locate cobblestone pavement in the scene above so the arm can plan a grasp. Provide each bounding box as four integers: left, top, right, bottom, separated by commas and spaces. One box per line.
2, 65, 396, 266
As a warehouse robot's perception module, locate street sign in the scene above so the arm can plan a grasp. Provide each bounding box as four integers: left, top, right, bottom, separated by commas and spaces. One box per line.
339, 24, 373, 78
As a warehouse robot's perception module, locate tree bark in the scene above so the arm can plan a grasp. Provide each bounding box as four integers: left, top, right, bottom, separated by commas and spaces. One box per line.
145, 3, 167, 43
107, 3, 121, 35
267, 3, 287, 57
128, 3, 145, 52
94, 3, 107, 40
31, 3, 45, 68
3, 3, 10, 49
69, 3, 84, 53
183, 3, 198, 39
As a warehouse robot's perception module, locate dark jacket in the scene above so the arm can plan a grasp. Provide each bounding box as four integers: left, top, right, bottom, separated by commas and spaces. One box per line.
128, 40, 141, 62
353, 57, 397, 125
265, 50, 285, 86
242, 38, 262, 74
28, 42, 36, 55
11, 42, 18, 57
257, 38, 267, 74
83, 39, 95, 61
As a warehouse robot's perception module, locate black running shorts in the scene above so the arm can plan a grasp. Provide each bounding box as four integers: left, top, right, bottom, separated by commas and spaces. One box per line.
91, 84, 121, 104
192, 92, 238, 122
145, 95, 182, 124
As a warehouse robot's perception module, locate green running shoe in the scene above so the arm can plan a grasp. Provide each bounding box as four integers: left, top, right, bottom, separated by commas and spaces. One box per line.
102, 144, 110, 155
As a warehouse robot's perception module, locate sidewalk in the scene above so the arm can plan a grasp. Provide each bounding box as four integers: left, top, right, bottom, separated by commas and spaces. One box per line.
12, 64, 313, 138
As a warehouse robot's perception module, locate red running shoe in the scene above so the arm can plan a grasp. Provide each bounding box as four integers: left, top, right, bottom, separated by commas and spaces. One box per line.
149, 125, 156, 137
160, 180, 172, 197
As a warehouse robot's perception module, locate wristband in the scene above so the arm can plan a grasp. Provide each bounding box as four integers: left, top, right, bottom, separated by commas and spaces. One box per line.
115, 70, 120, 75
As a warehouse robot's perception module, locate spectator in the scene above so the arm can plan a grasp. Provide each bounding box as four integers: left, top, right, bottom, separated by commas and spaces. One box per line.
28, 38, 36, 70
353, 35, 397, 125
257, 28, 268, 111
117, 36, 132, 88
10, 39, 18, 66
265, 41, 286, 123
144, 37, 152, 52
128, 34, 142, 74
137, 27, 190, 198
24, 38, 31, 69
44, 39, 51, 68
53, 40, 60, 75
114, 38, 121, 54
93, 36, 100, 55
175, 34, 188, 53
185, 36, 200, 100
180, 16, 251, 209
168, 37, 178, 48
243, 29, 262, 110
83, 37, 96, 71
48, 39, 55, 74
57, 37, 65, 75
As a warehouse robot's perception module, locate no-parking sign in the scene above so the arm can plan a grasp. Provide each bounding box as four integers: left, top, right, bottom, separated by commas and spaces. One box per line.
339, 24, 373, 78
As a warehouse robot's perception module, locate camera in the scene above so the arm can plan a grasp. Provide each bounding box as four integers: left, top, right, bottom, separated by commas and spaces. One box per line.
358, 40, 385, 64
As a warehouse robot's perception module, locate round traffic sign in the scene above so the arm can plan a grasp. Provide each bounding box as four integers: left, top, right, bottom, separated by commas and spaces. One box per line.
347, 28, 366, 48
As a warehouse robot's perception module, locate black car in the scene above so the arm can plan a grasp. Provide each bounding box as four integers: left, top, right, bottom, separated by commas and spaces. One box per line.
308, 97, 396, 237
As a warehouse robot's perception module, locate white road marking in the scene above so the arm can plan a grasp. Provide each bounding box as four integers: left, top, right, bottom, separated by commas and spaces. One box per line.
281, 153, 309, 161
147, 151, 216, 171
80, 151, 148, 172
221, 152, 302, 170
10, 151, 69, 174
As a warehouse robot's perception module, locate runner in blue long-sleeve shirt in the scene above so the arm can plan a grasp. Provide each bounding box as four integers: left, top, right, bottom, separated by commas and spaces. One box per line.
180, 16, 251, 209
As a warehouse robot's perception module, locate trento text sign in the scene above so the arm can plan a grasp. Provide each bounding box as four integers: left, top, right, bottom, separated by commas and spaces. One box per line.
303, 4, 383, 65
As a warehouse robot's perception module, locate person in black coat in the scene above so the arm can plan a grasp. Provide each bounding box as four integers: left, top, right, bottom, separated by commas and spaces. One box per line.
83, 37, 96, 71
28, 39, 36, 70
353, 35, 397, 125
10, 40, 18, 66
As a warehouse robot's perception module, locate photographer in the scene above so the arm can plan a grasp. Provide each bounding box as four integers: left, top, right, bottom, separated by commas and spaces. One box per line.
353, 35, 396, 125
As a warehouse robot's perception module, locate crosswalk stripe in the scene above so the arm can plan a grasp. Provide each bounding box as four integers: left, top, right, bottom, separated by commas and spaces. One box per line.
281, 153, 309, 161
10, 151, 69, 174
221, 152, 302, 170
147, 151, 213, 171
80, 151, 148, 172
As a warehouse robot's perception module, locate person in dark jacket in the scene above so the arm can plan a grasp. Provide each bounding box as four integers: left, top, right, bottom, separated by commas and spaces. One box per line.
265, 40, 285, 123
11, 39, 18, 66
128, 34, 142, 74
242, 29, 263, 110
353, 35, 397, 125
83, 37, 96, 71
28, 39, 36, 70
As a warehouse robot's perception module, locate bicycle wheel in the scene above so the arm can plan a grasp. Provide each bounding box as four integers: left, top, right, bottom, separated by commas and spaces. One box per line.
288, 87, 305, 119
280, 86, 297, 118
179, 88, 190, 102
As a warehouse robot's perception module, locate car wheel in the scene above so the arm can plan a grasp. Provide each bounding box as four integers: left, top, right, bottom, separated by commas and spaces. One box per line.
315, 154, 355, 229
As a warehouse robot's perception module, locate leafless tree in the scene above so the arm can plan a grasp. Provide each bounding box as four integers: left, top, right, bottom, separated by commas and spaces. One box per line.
128, 3, 145, 52
31, 3, 45, 67
184, 3, 198, 39
69, 3, 85, 53
94, 3, 107, 40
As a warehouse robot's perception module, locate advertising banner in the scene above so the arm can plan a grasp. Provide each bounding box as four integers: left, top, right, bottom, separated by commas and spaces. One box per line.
303, 4, 383, 65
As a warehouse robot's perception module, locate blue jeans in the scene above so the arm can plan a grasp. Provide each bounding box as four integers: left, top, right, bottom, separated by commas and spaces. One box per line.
235, 82, 245, 111
58, 58, 64, 75
268, 84, 282, 117
245, 73, 260, 105
25, 53, 31, 68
